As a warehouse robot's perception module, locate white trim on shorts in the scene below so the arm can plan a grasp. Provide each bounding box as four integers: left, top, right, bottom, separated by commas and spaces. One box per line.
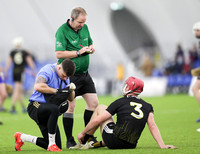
103, 124, 113, 134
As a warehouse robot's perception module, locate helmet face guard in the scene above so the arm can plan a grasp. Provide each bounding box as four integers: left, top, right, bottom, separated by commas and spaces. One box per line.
123, 76, 144, 96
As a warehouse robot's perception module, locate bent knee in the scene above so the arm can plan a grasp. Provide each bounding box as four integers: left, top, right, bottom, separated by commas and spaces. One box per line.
96, 104, 107, 111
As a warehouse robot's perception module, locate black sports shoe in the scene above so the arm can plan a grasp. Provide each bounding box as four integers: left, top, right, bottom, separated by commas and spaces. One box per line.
66, 137, 76, 148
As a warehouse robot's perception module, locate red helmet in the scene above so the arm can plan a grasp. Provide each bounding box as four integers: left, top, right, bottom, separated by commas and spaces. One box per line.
123, 76, 144, 95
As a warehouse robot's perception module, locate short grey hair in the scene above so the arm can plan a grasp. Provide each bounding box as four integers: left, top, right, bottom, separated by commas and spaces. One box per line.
71, 7, 87, 20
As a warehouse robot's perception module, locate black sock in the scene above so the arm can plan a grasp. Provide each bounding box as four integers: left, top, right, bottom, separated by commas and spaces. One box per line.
36, 137, 48, 150
82, 134, 93, 144
63, 113, 74, 141
84, 109, 93, 126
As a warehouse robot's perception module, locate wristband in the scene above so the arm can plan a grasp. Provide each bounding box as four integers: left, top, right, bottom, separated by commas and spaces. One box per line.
76, 50, 80, 57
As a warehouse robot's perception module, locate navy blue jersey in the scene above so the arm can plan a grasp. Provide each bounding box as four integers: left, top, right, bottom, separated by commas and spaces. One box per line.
106, 96, 153, 145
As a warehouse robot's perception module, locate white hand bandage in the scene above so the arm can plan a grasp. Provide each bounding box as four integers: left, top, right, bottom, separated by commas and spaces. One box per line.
69, 83, 76, 91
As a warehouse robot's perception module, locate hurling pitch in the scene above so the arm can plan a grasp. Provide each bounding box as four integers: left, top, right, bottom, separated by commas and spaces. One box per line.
0, 94, 200, 154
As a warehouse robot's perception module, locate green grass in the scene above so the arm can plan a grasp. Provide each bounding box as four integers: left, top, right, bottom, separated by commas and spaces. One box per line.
1, 94, 200, 153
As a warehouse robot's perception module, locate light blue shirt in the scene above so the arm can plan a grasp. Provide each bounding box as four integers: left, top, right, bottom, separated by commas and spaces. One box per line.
29, 63, 70, 103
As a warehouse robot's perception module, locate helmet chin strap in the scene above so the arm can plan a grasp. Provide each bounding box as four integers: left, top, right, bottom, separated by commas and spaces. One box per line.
126, 86, 140, 95
123, 85, 140, 96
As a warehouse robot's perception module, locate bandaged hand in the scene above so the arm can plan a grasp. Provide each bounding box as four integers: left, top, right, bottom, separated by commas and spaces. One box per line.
69, 82, 76, 92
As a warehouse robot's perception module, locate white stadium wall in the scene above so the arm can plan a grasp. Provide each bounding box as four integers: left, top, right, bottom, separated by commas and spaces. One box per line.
0, 0, 200, 96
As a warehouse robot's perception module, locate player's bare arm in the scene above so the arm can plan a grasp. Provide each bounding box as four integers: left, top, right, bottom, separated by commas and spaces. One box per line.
78, 109, 111, 143
147, 112, 176, 149
4, 57, 12, 78
34, 76, 57, 94
56, 51, 78, 59
67, 83, 76, 102
26, 55, 36, 76
56, 47, 91, 59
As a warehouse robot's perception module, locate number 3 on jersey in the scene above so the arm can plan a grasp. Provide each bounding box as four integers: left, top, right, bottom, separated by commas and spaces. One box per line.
130, 102, 144, 119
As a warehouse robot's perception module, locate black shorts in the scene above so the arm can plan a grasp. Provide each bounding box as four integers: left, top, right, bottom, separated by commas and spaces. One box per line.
70, 72, 96, 97
27, 101, 62, 149
27, 101, 60, 124
102, 122, 136, 149
13, 71, 23, 82
27, 101, 40, 124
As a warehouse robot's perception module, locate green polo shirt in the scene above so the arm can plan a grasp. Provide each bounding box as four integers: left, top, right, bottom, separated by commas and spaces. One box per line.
55, 21, 93, 74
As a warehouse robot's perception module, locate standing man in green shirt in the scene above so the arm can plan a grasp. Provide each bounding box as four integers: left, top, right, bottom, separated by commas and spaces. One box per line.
55, 7, 99, 148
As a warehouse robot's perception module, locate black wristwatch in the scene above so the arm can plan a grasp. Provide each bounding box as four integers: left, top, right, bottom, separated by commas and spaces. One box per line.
76, 50, 80, 57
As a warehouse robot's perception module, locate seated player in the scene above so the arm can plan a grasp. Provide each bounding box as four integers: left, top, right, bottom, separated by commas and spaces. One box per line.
77, 76, 176, 149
